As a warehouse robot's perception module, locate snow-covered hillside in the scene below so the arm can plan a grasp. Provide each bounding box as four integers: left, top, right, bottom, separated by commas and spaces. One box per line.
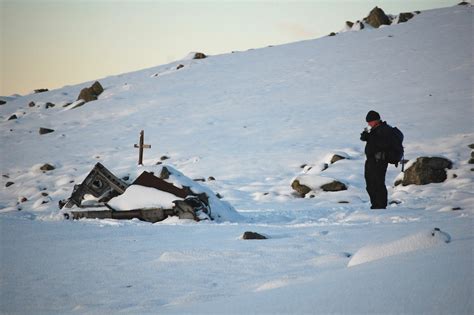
1, 4, 473, 314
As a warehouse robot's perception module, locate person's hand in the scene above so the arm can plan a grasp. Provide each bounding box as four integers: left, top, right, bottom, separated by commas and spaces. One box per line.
360, 130, 369, 141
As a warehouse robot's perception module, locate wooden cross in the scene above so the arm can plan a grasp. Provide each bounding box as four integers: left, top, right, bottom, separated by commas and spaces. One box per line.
134, 130, 151, 165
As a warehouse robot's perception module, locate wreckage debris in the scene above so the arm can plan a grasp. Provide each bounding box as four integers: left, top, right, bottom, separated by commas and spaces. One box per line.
61, 163, 213, 223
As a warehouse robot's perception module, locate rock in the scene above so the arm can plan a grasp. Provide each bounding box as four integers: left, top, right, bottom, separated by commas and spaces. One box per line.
45, 102, 55, 109
242, 231, 267, 240
20, 197, 28, 203
400, 157, 453, 186
176, 64, 184, 70
40, 163, 55, 171
338, 201, 350, 204
39, 127, 55, 135
6, 182, 14, 187
160, 155, 170, 161
330, 154, 346, 164
469, 151, 474, 164
365, 7, 391, 28
160, 167, 171, 180
452, 207, 462, 211
346, 21, 354, 28
90, 81, 104, 95
193, 52, 207, 59
468, 144, 474, 149
8, 114, 17, 120
208, 176, 216, 181
291, 179, 311, 197
397, 12, 415, 23
0, 100, 6, 105
70, 100, 86, 109
320, 181, 347, 192
29, 101, 36, 107
77, 87, 98, 102
458, 1, 470, 5
34, 88, 48, 93
328, 32, 337, 37
193, 178, 206, 182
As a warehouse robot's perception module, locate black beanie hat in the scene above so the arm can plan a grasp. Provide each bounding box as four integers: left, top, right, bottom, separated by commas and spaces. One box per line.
366, 110, 381, 122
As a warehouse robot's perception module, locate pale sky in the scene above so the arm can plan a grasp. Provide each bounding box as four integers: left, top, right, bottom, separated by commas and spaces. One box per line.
0, 0, 457, 96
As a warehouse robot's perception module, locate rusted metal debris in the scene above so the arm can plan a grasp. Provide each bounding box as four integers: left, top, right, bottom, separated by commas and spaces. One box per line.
61, 164, 211, 223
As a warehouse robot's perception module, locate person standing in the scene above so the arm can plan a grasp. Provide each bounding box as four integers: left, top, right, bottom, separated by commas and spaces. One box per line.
360, 110, 392, 209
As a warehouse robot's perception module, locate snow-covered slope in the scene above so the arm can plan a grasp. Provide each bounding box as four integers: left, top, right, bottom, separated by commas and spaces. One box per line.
1, 5, 473, 315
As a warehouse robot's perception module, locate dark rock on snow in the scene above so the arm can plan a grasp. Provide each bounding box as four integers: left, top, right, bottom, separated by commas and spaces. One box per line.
39, 127, 55, 135
45, 102, 55, 109
8, 115, 17, 120
320, 181, 347, 192
40, 163, 55, 171
77, 81, 104, 103
0, 100, 6, 105
398, 157, 453, 186
398, 12, 415, 23
6, 182, 14, 187
242, 231, 267, 240
330, 154, 346, 164
34, 88, 49, 93
291, 179, 311, 197
365, 7, 391, 28
29, 101, 36, 107
193, 52, 207, 59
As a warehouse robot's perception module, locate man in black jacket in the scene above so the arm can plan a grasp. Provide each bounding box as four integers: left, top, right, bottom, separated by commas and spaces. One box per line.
360, 110, 392, 209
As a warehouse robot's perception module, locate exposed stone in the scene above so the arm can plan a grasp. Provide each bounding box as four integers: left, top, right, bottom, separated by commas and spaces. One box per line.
452, 207, 462, 211
39, 127, 55, 135
0, 100, 6, 105
20, 197, 28, 203
160, 166, 171, 180
40, 163, 55, 171
29, 101, 36, 107
400, 157, 453, 186
320, 181, 347, 192
90, 81, 104, 95
177, 64, 184, 70
291, 179, 311, 197
34, 88, 48, 93
330, 154, 346, 164
160, 155, 170, 161
193, 178, 206, 182
398, 12, 415, 23
193, 52, 207, 59
8, 114, 17, 120
77, 87, 98, 102
469, 151, 474, 164
242, 231, 267, 240
6, 182, 14, 187
45, 102, 55, 109
468, 144, 474, 149
346, 21, 354, 28
328, 32, 337, 37
338, 201, 350, 204
208, 176, 216, 181
365, 7, 391, 28
458, 1, 470, 5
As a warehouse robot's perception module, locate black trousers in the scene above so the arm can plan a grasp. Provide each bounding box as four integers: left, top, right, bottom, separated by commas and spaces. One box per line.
364, 159, 388, 209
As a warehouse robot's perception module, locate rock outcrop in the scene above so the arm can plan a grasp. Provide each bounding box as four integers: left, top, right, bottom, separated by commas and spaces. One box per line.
396, 157, 453, 186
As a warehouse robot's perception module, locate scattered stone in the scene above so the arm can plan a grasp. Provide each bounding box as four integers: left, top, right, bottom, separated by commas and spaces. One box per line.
328, 32, 337, 37
291, 179, 311, 197
40, 163, 55, 171
300, 164, 307, 169
45, 102, 55, 109
41, 192, 49, 197
176, 64, 184, 70
77, 81, 104, 103
34, 88, 49, 93
338, 201, 350, 204
6, 182, 14, 187
2, 174, 9, 178
398, 12, 415, 23
29, 101, 36, 107
193, 52, 207, 59
122, 176, 130, 181
160, 155, 170, 161
20, 197, 28, 203
62, 102, 72, 108
216, 193, 223, 199
330, 154, 346, 164
365, 7, 391, 28
41, 200, 49, 205
452, 207, 462, 211
346, 21, 354, 28
160, 166, 171, 180
389, 200, 402, 205
70, 100, 86, 109
8, 114, 17, 120
0, 100, 6, 105
208, 176, 216, 181
399, 157, 453, 186
468, 144, 474, 149
320, 181, 347, 192
458, 1, 470, 5
469, 151, 474, 164
194, 178, 206, 182
39, 127, 55, 135
242, 231, 267, 240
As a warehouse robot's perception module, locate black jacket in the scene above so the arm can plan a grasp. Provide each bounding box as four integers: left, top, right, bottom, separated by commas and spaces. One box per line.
361, 121, 392, 160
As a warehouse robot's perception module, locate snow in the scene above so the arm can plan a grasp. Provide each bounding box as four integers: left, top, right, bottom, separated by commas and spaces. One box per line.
1, 4, 473, 315
107, 185, 182, 210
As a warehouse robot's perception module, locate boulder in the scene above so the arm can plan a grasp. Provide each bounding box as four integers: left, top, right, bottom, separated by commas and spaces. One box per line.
328, 32, 337, 37
77, 87, 97, 102
330, 154, 346, 164
39, 127, 55, 135
320, 181, 347, 192
90, 81, 104, 95
398, 12, 415, 23
8, 114, 17, 120
399, 157, 453, 186
193, 52, 207, 59
0, 100, 6, 105
291, 179, 311, 197
365, 7, 391, 28
40, 163, 55, 171
242, 231, 267, 240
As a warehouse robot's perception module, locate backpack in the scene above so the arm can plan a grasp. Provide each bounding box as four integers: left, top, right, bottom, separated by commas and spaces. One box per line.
386, 126, 404, 169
